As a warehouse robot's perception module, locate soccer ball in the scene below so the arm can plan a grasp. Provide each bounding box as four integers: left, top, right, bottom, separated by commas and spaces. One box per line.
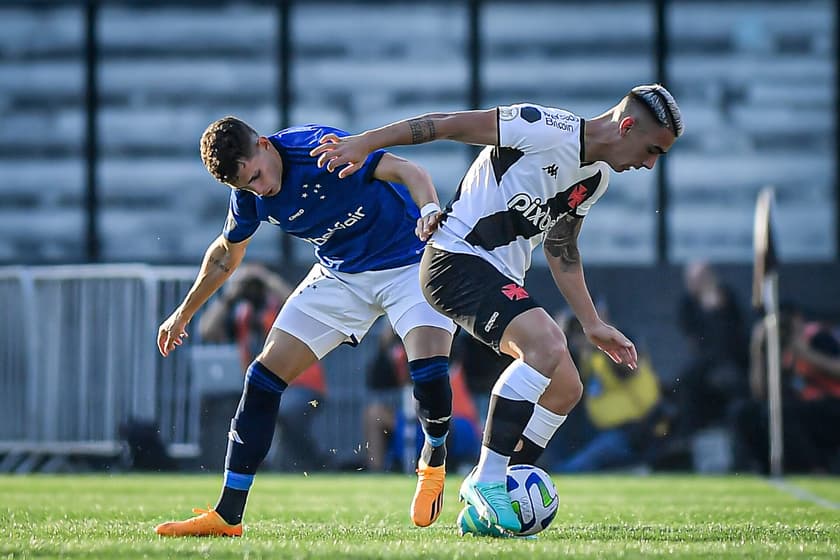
506, 464, 559, 536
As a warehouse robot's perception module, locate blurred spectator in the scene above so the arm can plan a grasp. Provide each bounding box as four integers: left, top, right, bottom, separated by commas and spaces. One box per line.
673, 261, 749, 440
199, 263, 329, 472
554, 316, 671, 473
363, 326, 481, 473
731, 304, 840, 473
450, 329, 512, 430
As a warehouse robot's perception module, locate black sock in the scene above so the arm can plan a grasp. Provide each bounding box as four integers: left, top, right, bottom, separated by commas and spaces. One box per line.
483, 395, 535, 456
421, 440, 448, 467
509, 435, 545, 466
215, 488, 249, 525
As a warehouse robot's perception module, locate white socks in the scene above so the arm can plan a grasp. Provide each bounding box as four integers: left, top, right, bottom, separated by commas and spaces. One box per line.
523, 404, 567, 448
491, 359, 551, 402
475, 360, 552, 483
475, 447, 509, 483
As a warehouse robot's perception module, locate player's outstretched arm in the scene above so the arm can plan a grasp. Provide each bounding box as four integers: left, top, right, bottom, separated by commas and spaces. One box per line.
372, 153, 443, 241
310, 109, 497, 178
157, 235, 249, 357
544, 215, 638, 369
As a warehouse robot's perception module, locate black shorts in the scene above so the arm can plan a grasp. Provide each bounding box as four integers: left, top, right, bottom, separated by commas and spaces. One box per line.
420, 245, 540, 353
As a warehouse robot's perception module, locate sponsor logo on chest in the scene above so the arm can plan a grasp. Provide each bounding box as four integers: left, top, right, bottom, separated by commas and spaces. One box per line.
305, 206, 367, 246
507, 193, 557, 232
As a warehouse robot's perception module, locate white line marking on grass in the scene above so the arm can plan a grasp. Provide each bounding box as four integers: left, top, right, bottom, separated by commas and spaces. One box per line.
768, 478, 840, 510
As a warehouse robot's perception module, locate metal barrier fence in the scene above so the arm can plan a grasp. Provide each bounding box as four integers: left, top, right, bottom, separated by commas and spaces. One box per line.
0, 264, 388, 471
0, 265, 197, 458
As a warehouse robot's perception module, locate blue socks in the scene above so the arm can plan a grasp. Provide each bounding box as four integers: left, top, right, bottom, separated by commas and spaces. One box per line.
410, 356, 451, 467
215, 360, 287, 524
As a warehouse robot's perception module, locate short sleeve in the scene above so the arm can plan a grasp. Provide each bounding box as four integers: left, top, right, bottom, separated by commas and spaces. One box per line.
361, 149, 387, 183
497, 103, 578, 155
572, 165, 610, 218
223, 190, 260, 243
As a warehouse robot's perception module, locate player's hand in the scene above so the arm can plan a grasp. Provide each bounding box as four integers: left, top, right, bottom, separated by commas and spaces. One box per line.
309, 133, 372, 178
416, 212, 444, 241
157, 310, 190, 357
583, 321, 638, 369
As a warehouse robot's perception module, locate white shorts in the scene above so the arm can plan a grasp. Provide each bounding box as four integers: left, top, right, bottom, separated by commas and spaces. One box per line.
274, 262, 455, 359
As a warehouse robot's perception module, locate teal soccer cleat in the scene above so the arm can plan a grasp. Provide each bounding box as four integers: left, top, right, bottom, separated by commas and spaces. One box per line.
458, 470, 522, 533
457, 504, 537, 539
457, 504, 507, 537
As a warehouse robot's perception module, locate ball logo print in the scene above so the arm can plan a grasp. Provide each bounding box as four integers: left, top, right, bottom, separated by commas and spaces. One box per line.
506, 464, 559, 536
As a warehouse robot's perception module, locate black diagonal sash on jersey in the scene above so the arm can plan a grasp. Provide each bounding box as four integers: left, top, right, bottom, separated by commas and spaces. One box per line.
491, 146, 525, 184
464, 170, 602, 251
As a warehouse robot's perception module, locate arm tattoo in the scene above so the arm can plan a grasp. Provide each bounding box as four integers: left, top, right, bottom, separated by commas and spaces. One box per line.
208, 255, 231, 273
408, 118, 436, 144
544, 215, 583, 269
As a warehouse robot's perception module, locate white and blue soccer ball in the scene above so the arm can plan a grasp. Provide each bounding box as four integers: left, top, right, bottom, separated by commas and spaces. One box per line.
506, 464, 559, 536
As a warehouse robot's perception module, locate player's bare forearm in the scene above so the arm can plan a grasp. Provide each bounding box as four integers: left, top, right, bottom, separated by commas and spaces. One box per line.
177, 235, 245, 320
548, 258, 600, 328
544, 216, 599, 328
373, 153, 439, 208
360, 110, 498, 150
311, 110, 496, 179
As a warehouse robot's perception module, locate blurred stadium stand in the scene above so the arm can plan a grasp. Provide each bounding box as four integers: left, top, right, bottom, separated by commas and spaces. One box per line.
0, 0, 834, 264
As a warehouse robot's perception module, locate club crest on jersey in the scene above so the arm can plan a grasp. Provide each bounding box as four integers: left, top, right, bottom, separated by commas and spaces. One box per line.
305, 206, 366, 246
501, 284, 529, 301
567, 184, 589, 209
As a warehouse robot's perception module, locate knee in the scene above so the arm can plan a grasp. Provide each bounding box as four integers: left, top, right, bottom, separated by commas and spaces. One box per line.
522, 335, 570, 376
539, 368, 583, 415
540, 372, 583, 415
567, 376, 584, 407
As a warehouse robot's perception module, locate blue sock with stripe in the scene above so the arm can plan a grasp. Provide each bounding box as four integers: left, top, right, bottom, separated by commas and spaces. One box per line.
215, 360, 287, 525
410, 356, 451, 467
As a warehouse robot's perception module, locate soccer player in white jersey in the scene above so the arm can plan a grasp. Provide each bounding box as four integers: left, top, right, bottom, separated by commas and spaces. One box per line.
154, 118, 457, 537
312, 84, 684, 535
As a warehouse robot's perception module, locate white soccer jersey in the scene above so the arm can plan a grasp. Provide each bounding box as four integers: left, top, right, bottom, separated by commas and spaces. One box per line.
431, 103, 610, 285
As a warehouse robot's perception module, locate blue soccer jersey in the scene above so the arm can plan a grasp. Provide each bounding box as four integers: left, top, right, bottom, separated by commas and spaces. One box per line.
223, 125, 426, 273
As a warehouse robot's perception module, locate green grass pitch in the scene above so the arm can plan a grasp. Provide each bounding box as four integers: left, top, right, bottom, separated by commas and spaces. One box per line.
2, 474, 839, 558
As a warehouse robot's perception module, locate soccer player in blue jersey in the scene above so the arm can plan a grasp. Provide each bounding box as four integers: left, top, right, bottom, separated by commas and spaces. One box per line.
154, 117, 456, 537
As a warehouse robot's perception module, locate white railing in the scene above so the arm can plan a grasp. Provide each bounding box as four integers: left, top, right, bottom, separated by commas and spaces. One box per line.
0, 265, 198, 456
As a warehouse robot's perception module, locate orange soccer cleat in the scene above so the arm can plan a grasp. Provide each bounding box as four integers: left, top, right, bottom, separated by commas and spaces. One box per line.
410, 459, 446, 527
155, 507, 242, 538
